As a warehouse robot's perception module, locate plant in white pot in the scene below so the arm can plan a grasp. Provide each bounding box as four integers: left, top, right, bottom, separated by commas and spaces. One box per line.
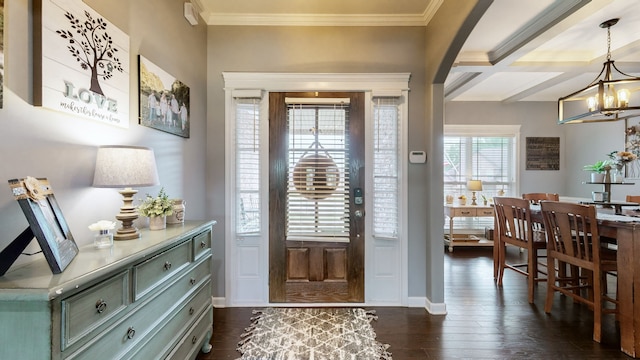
138, 188, 173, 230
583, 160, 610, 183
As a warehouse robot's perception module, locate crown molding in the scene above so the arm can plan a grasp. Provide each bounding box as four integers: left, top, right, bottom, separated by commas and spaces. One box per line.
203, 2, 442, 27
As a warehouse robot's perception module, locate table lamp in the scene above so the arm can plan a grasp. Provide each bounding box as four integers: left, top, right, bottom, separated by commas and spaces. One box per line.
466, 180, 483, 206
93, 145, 160, 240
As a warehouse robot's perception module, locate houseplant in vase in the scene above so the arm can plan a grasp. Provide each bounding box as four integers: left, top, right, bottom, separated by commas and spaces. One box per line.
583, 160, 610, 183
608, 150, 638, 182
138, 188, 173, 230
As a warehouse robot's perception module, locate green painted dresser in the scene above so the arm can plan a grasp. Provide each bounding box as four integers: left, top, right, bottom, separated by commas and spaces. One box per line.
0, 220, 216, 360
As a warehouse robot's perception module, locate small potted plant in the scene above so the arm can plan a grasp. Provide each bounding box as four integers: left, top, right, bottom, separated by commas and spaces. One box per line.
583, 160, 610, 183
138, 188, 174, 230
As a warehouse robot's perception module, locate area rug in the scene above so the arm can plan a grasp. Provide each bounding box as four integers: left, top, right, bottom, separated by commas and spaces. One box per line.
236, 307, 392, 360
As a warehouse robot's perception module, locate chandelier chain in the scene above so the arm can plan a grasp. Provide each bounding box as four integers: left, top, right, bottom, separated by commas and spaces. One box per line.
606, 25, 612, 61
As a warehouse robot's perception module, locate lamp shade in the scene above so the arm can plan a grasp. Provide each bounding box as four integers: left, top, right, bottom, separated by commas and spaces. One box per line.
93, 146, 160, 188
466, 180, 483, 192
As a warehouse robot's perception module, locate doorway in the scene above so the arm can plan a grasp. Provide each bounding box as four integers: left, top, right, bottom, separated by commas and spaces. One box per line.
268, 92, 365, 303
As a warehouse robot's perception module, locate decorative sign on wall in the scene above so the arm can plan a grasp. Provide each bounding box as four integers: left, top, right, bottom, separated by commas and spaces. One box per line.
526, 137, 560, 170
33, 0, 130, 128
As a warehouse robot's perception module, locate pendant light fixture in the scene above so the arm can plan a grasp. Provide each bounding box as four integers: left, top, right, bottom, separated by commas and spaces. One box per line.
558, 18, 640, 124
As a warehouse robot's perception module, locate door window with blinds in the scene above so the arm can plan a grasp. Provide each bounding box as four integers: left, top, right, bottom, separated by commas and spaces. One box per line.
286, 98, 350, 242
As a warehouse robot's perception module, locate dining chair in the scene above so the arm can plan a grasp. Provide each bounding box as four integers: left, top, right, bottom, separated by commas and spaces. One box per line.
522, 193, 559, 204
625, 195, 640, 203
493, 197, 547, 303
540, 201, 618, 343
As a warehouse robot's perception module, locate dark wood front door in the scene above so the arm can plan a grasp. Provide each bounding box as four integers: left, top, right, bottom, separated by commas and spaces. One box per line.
269, 92, 364, 303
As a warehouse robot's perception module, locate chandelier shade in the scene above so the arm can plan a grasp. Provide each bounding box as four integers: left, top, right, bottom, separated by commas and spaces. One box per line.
558, 18, 640, 124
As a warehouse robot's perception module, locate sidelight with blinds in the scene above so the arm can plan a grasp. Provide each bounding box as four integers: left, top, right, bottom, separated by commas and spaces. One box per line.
286, 98, 351, 243
235, 98, 261, 235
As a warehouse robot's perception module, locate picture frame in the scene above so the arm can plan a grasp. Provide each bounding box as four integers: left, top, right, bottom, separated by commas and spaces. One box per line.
525, 137, 560, 170
138, 55, 190, 138
625, 118, 640, 179
6, 177, 78, 274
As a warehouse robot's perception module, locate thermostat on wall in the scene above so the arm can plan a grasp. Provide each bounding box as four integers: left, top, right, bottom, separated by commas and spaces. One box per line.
409, 151, 427, 164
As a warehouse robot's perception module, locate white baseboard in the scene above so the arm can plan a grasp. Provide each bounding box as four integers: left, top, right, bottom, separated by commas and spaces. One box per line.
213, 295, 447, 315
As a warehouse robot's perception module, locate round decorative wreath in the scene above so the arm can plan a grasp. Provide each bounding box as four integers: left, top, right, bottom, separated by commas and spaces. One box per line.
292, 154, 340, 200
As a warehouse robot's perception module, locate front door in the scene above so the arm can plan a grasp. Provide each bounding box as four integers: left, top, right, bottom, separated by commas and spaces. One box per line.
269, 92, 365, 303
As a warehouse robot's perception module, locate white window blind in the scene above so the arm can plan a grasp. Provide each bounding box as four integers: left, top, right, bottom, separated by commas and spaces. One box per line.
444, 126, 518, 229
372, 97, 400, 239
235, 98, 261, 235
286, 102, 350, 242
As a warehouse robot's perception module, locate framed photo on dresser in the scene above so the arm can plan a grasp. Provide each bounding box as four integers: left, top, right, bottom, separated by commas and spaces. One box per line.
6, 177, 78, 274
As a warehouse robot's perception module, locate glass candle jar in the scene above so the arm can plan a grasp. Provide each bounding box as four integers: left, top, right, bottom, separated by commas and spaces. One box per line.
167, 199, 185, 224
94, 229, 114, 249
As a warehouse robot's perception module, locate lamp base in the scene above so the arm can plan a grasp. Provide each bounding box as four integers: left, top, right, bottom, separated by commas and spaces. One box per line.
471, 191, 478, 206
114, 188, 141, 241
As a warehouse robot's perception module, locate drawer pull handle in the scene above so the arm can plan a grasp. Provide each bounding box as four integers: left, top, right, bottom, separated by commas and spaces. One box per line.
190, 277, 197, 285
200, 241, 207, 249
95, 299, 108, 314
127, 327, 136, 339
191, 335, 198, 344
164, 261, 172, 271
189, 307, 195, 315
461, 211, 471, 215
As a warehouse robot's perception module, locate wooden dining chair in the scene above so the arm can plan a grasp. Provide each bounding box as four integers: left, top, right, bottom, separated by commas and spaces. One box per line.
625, 195, 640, 203
522, 193, 559, 204
493, 197, 547, 303
540, 201, 618, 343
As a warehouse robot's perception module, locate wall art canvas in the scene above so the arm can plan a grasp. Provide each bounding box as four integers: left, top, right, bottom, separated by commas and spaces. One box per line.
0, 0, 4, 109
138, 55, 190, 138
525, 137, 560, 170
624, 118, 640, 179
33, 0, 130, 127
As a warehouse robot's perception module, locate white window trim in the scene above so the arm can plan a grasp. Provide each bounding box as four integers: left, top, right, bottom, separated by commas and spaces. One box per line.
444, 124, 522, 197
224, 72, 410, 306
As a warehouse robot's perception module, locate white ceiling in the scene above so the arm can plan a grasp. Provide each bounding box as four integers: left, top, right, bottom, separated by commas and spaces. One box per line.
195, 0, 640, 102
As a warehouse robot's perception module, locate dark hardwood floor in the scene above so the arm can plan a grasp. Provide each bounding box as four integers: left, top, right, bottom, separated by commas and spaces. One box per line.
197, 246, 629, 359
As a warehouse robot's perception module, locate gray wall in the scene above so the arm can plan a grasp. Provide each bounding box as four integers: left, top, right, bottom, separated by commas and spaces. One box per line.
206, 26, 429, 298
445, 101, 566, 195
445, 101, 638, 201
0, 1, 207, 268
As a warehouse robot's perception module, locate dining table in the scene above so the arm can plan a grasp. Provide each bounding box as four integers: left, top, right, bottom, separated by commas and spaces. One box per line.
494, 203, 640, 358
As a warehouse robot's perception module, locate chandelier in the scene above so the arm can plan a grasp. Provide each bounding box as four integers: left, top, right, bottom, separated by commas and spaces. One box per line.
558, 18, 640, 124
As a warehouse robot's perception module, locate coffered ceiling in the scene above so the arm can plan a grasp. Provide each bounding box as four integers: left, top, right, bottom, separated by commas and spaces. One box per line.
195, 0, 640, 102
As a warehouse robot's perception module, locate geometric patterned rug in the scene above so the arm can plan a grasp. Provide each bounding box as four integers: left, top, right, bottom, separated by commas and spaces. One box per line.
236, 308, 393, 360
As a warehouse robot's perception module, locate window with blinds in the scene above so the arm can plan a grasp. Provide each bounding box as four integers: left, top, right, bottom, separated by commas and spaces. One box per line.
235, 98, 261, 235
373, 97, 400, 239
286, 100, 350, 242
444, 131, 517, 229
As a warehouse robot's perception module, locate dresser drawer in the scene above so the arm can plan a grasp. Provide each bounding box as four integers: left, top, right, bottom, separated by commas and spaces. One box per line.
166, 307, 213, 360
192, 229, 211, 260
61, 270, 129, 350
65, 257, 211, 360
452, 208, 476, 217
133, 240, 191, 300
126, 281, 212, 360
477, 208, 494, 217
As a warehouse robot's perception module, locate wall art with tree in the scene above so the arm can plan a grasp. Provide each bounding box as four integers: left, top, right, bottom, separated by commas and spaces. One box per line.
33, 0, 129, 128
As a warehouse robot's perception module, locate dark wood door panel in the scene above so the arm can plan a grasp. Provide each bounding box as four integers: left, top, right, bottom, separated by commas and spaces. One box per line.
270, 91, 364, 303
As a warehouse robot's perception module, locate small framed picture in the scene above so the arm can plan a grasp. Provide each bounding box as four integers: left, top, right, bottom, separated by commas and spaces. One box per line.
8, 177, 78, 274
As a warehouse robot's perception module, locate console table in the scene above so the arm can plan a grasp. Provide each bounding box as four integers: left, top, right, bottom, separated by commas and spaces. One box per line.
444, 204, 494, 252
0, 220, 215, 360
